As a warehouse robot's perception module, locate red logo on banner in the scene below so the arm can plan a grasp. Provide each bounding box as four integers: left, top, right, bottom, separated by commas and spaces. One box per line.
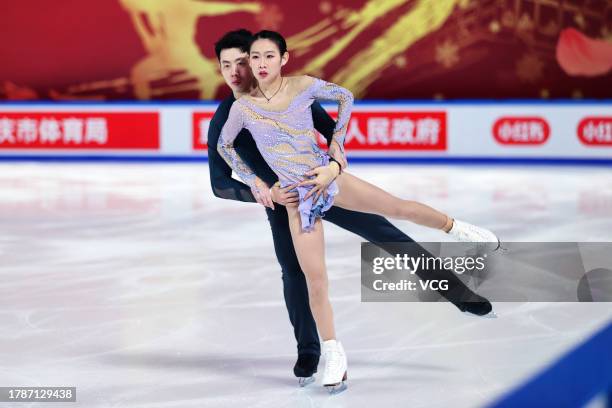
0, 112, 159, 149
492, 117, 550, 145
193, 112, 214, 150
577, 117, 612, 146
321, 111, 447, 151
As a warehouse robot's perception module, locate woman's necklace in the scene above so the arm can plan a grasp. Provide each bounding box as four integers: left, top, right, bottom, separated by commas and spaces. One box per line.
258, 77, 283, 103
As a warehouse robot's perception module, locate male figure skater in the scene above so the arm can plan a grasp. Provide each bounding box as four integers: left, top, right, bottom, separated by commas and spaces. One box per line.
207, 29, 493, 385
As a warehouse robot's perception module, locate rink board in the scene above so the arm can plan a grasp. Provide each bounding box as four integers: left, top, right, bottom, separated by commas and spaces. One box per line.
0, 101, 610, 162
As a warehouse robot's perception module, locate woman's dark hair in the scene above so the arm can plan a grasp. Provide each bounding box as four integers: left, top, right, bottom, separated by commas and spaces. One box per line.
214, 29, 253, 61
249, 30, 287, 55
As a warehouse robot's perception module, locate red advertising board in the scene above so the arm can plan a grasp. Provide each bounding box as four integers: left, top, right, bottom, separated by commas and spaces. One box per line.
335, 111, 447, 151
492, 117, 550, 146
0, 112, 159, 149
193, 112, 214, 150
577, 117, 612, 146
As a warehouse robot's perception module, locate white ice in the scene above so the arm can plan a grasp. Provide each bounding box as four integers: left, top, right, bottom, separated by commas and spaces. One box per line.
0, 163, 611, 408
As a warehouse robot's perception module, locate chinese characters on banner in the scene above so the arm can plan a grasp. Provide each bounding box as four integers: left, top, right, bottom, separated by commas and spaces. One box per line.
193, 112, 214, 150
578, 118, 612, 146
0, 113, 159, 149
493, 117, 550, 145
193, 111, 447, 151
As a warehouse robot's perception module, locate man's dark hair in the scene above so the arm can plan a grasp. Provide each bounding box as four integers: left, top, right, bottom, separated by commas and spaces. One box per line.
214, 29, 253, 61
250, 30, 288, 55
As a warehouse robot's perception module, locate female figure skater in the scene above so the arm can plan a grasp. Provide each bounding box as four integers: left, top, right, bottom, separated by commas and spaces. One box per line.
218, 30, 499, 393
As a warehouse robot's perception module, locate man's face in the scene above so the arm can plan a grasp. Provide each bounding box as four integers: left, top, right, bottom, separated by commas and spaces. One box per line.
219, 48, 253, 94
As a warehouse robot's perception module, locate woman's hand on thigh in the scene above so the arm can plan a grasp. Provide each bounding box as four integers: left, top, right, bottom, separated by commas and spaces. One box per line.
298, 163, 340, 202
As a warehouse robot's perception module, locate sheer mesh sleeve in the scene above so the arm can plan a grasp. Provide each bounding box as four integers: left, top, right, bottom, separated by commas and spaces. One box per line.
310, 77, 354, 150
217, 102, 257, 188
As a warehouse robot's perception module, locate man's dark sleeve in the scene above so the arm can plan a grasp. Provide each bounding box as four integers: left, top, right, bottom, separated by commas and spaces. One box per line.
311, 101, 336, 147
207, 113, 256, 203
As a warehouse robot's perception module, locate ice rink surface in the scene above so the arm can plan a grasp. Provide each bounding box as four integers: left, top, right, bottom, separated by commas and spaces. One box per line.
1, 163, 611, 408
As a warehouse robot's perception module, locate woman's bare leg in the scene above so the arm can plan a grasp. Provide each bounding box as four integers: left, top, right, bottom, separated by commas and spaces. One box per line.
333, 172, 450, 230
286, 206, 336, 341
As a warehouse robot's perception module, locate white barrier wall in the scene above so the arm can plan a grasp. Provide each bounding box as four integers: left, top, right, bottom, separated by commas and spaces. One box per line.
0, 102, 610, 161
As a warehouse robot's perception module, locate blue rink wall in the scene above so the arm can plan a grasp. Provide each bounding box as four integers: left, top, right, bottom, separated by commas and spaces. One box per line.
0, 100, 610, 165
490, 322, 612, 408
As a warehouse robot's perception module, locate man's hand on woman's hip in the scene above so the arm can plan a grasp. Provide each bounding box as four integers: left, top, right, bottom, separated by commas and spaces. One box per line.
270, 181, 300, 208
251, 177, 275, 209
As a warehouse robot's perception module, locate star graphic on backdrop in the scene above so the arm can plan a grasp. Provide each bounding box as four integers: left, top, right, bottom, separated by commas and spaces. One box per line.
516, 53, 545, 83
256, 3, 283, 30
489, 20, 501, 33
502, 11, 516, 28
517, 13, 534, 33
458, 0, 472, 9
394, 55, 407, 68
319, 1, 332, 14
435, 40, 460, 69
541, 20, 560, 36
574, 13, 586, 29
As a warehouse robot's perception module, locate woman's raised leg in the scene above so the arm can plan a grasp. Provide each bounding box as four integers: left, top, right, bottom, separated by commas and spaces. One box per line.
333, 172, 499, 245
333, 172, 449, 229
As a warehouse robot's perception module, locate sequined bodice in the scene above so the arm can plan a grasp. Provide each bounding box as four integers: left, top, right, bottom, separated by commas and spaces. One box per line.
237, 89, 331, 185
217, 76, 354, 232
218, 76, 353, 189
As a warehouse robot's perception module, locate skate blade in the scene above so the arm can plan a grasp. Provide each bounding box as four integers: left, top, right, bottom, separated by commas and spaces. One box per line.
324, 371, 347, 394
492, 238, 513, 253
298, 376, 315, 387
472, 239, 504, 255
325, 382, 347, 395
464, 310, 498, 319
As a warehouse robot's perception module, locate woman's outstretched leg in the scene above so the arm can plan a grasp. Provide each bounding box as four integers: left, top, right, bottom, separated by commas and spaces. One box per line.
333, 172, 449, 229
333, 172, 499, 245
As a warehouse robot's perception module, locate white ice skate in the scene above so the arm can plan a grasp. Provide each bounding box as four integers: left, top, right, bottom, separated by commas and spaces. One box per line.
448, 219, 501, 252
321, 339, 347, 394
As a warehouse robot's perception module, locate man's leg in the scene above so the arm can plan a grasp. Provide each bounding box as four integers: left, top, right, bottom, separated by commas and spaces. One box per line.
323, 206, 492, 315
265, 206, 320, 357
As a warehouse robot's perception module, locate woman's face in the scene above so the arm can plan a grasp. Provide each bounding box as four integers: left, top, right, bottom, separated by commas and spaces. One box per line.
249, 38, 287, 85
